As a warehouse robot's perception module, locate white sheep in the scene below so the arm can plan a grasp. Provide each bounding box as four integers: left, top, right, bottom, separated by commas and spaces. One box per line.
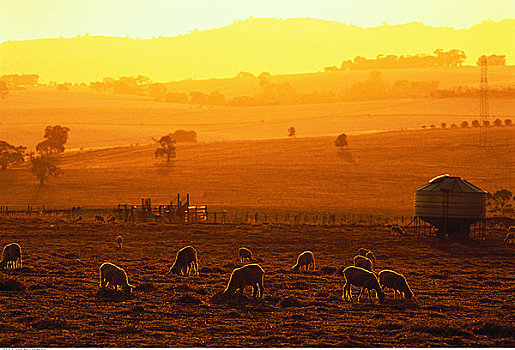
378, 269, 414, 300
0, 243, 22, 269
223, 264, 264, 298
391, 225, 404, 235
166, 246, 198, 276
342, 266, 384, 304
365, 251, 376, 262
116, 235, 123, 249
292, 251, 315, 271
99, 262, 134, 292
94, 215, 105, 223
505, 230, 515, 246
238, 247, 253, 263
357, 248, 376, 262
353, 255, 373, 272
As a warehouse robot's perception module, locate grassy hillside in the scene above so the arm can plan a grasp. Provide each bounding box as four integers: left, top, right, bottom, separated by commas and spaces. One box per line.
1, 127, 513, 215
1, 18, 514, 82
1, 88, 514, 148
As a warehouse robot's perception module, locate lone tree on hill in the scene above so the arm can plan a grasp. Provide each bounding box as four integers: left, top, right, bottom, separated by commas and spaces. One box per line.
334, 133, 348, 148
154, 134, 176, 163
30, 155, 58, 185
36, 125, 70, 155
0, 141, 25, 170
288, 126, 296, 138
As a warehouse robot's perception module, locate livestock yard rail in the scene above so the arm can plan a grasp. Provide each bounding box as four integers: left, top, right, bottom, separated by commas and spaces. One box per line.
1, 202, 513, 241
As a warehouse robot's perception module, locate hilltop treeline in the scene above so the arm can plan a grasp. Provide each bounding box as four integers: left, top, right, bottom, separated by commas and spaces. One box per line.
1, 74, 39, 88
328, 51, 506, 72
90, 71, 441, 106
90, 69, 514, 107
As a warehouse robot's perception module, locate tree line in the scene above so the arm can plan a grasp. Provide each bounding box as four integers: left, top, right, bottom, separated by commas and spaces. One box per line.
327, 51, 505, 71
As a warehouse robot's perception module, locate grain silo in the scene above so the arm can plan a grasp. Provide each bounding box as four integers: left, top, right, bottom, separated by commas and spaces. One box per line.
415, 174, 487, 237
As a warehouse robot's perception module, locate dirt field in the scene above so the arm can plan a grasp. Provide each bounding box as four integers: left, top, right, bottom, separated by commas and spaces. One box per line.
0, 218, 513, 347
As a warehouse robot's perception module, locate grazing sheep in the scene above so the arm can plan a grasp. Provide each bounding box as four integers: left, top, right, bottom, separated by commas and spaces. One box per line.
166, 246, 198, 276
99, 262, 134, 293
358, 247, 370, 257
238, 247, 253, 263
353, 255, 373, 272
342, 266, 384, 304
116, 235, 123, 249
107, 216, 116, 223
391, 225, 404, 235
365, 251, 376, 262
292, 251, 315, 271
0, 243, 22, 269
505, 231, 515, 246
94, 215, 105, 223
223, 264, 264, 298
378, 269, 414, 300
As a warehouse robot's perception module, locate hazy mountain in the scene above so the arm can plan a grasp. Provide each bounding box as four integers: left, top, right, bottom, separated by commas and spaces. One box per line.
1, 18, 513, 83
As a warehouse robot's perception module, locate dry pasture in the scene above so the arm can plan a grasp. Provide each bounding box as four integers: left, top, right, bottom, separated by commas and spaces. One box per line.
0, 219, 514, 347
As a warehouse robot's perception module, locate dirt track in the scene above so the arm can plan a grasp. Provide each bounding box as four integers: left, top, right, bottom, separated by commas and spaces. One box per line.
0, 218, 514, 347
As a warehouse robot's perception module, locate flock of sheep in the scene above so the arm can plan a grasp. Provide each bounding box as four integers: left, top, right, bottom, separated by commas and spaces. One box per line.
1, 225, 513, 304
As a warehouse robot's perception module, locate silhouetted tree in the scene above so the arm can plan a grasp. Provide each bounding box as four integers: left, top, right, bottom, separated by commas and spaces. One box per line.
30, 155, 58, 184
471, 120, 481, 128
0, 141, 25, 170
170, 130, 197, 143
36, 125, 70, 155
450, 124, 458, 128
477, 54, 506, 66
505, 119, 513, 126
288, 127, 296, 138
487, 189, 513, 215
0, 80, 8, 98
483, 120, 490, 127
461, 121, 469, 128
441, 123, 447, 128
494, 118, 502, 126
334, 133, 348, 148
154, 134, 176, 163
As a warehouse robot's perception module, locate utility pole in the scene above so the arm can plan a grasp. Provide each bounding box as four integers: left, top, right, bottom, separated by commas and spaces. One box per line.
479, 56, 489, 147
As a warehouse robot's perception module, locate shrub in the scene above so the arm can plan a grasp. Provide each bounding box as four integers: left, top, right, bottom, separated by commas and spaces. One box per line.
494, 118, 502, 126
483, 120, 490, 127
505, 119, 513, 126
461, 121, 469, 128
450, 123, 458, 128
441, 122, 447, 128
472, 120, 481, 128
430, 124, 436, 128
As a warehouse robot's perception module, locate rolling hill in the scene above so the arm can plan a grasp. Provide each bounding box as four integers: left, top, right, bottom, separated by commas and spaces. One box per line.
1, 127, 513, 215
1, 18, 514, 83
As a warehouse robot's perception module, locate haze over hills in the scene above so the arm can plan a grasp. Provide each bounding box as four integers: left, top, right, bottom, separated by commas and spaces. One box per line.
1, 17, 514, 83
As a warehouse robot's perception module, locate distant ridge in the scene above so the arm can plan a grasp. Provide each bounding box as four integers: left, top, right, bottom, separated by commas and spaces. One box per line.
1, 18, 513, 82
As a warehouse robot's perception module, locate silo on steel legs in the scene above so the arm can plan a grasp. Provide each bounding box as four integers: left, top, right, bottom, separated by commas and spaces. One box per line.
415, 175, 487, 238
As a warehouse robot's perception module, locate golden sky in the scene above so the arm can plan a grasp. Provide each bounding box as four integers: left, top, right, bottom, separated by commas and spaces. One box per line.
1, 0, 514, 43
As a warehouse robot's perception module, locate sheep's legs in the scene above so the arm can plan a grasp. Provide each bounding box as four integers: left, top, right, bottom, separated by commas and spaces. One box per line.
357, 287, 365, 302
258, 282, 264, 298
368, 289, 373, 303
